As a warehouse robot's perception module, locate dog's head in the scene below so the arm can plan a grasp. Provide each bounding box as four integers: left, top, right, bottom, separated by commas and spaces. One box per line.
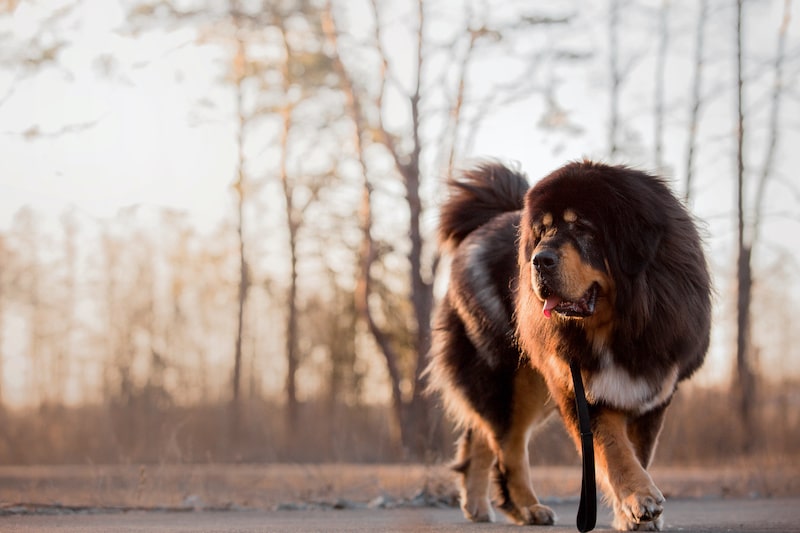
526, 207, 611, 319
518, 161, 665, 323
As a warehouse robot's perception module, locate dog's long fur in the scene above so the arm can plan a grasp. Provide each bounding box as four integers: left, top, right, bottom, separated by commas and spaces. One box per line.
426, 160, 711, 530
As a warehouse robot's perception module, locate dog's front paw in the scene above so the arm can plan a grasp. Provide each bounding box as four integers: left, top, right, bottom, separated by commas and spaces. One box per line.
520, 503, 557, 525
613, 486, 664, 530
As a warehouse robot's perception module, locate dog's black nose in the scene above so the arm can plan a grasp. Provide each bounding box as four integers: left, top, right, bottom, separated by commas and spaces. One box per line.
532, 250, 558, 272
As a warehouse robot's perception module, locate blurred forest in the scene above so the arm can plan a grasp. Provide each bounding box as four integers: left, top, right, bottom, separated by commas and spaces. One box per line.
0, 0, 799, 465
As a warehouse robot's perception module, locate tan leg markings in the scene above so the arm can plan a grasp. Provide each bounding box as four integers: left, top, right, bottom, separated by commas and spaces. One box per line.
458, 429, 495, 522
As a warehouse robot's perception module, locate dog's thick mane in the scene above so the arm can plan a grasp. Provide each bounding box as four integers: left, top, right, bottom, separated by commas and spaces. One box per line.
517, 161, 711, 390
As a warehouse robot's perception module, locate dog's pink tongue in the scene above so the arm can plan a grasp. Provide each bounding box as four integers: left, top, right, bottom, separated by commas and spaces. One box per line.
542, 296, 561, 319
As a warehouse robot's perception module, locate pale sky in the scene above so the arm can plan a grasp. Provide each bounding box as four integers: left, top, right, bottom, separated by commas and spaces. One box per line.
2, 0, 235, 231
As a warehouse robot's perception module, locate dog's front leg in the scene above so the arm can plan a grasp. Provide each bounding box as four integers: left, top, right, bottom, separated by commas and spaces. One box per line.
626, 403, 669, 469
555, 389, 664, 531
591, 408, 665, 531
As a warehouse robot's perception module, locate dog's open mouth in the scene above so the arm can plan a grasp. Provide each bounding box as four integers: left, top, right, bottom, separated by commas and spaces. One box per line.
542, 283, 599, 319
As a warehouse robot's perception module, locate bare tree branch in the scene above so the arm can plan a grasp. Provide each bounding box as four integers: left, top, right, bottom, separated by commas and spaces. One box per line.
321, 0, 407, 448
653, 0, 670, 172
273, 12, 304, 436
734, 0, 756, 455
752, 0, 792, 246
14, 118, 104, 140
684, 0, 709, 201
441, 21, 478, 180
609, 0, 622, 158
0, 73, 20, 108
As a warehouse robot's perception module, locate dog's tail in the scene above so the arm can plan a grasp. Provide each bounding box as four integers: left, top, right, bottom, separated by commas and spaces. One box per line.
438, 162, 530, 250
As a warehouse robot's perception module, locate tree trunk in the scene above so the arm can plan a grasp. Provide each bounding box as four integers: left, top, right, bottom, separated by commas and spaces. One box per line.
653, 0, 669, 172
733, 0, 756, 454
734, 0, 791, 454
57, 211, 78, 406
402, 0, 435, 458
325, 0, 447, 457
735, 244, 756, 453
355, 183, 409, 450
684, 0, 708, 201
230, 35, 249, 446
752, 0, 790, 241
608, 0, 621, 159
321, 1, 407, 451
277, 36, 299, 434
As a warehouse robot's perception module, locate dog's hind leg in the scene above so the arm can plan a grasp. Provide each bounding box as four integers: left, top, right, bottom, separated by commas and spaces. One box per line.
493, 368, 557, 525
453, 428, 495, 522
493, 430, 557, 525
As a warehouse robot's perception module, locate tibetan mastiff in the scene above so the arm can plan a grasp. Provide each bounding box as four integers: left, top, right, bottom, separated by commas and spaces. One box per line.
426, 160, 711, 530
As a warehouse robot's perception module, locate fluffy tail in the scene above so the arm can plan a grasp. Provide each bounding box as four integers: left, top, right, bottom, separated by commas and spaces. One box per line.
438, 162, 530, 250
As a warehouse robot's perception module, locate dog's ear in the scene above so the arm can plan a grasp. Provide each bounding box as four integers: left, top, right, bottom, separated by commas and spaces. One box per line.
611, 214, 663, 278
517, 191, 538, 268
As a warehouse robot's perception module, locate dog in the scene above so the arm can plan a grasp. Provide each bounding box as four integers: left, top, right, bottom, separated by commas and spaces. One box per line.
425, 160, 711, 530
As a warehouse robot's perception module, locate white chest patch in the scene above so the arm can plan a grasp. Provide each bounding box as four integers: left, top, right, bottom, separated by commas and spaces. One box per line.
587, 352, 678, 414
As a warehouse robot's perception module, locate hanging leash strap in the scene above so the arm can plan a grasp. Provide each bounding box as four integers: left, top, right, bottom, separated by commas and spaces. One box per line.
570, 360, 597, 533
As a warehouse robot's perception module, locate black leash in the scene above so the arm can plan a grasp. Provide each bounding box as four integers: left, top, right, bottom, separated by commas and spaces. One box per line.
570, 360, 597, 533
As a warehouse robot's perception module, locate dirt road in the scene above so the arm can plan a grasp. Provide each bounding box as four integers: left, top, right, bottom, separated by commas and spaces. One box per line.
2, 497, 799, 533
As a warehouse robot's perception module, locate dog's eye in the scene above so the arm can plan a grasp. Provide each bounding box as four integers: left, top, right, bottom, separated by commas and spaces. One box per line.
531, 225, 543, 244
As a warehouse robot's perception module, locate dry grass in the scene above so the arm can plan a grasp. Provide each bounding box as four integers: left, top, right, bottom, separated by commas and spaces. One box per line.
2, 381, 798, 466
0, 381, 797, 514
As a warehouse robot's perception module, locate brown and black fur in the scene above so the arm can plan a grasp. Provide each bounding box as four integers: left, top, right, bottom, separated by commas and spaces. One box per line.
425, 160, 711, 530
